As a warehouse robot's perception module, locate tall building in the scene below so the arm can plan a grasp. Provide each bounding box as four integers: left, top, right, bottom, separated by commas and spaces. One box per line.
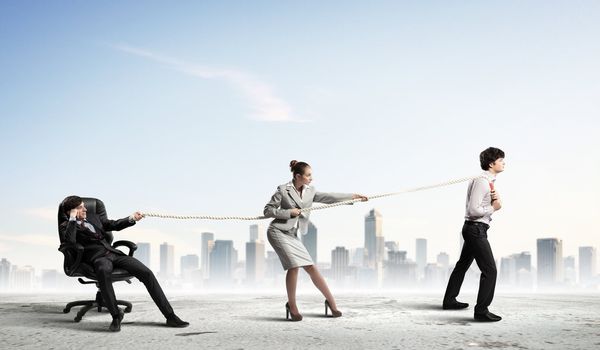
364, 209, 383, 268
249, 224, 264, 242
210, 240, 236, 283
537, 238, 563, 286
246, 225, 265, 284
437, 252, 450, 270
500, 252, 532, 286
301, 221, 318, 263
331, 246, 349, 281
579, 246, 597, 284
385, 241, 400, 259
160, 242, 175, 279
416, 238, 427, 279
201, 232, 215, 279
136, 242, 151, 268
180, 254, 200, 277
0, 258, 10, 289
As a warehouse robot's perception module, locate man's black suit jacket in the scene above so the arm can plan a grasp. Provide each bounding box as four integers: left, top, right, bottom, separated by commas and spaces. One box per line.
59, 214, 136, 263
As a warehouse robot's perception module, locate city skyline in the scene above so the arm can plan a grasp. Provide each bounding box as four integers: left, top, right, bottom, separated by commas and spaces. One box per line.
1, 1, 599, 286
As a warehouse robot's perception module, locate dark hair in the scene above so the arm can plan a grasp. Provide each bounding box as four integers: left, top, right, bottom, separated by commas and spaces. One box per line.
479, 147, 505, 170
290, 160, 310, 178
61, 195, 83, 215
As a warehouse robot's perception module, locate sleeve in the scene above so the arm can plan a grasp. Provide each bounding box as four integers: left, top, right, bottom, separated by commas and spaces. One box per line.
465, 178, 494, 218
263, 188, 292, 219
100, 216, 136, 232
59, 220, 79, 244
313, 191, 354, 204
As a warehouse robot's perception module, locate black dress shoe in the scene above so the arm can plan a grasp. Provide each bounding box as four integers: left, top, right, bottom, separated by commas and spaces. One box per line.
474, 311, 502, 322
166, 314, 190, 328
109, 310, 124, 332
443, 301, 469, 310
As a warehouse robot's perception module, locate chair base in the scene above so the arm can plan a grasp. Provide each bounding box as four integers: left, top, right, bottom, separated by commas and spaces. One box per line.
63, 290, 132, 322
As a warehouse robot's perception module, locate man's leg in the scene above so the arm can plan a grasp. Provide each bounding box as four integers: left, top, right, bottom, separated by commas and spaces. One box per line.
113, 255, 174, 317
471, 231, 497, 315
93, 257, 120, 317
443, 226, 475, 305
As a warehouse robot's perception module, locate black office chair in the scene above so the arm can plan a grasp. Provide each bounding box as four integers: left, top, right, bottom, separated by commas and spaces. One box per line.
57, 197, 137, 322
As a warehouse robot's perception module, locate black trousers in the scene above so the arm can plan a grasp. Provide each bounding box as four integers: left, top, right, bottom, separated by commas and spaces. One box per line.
92, 253, 174, 318
443, 221, 497, 315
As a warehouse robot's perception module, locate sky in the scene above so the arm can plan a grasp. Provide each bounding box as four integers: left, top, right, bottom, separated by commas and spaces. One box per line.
1, 1, 599, 274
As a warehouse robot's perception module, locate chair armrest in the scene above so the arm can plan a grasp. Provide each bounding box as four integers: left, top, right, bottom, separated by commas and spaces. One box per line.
113, 240, 137, 256
58, 242, 84, 276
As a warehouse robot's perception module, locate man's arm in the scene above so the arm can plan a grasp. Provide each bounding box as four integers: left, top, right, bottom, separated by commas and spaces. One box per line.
466, 179, 495, 218
100, 211, 143, 231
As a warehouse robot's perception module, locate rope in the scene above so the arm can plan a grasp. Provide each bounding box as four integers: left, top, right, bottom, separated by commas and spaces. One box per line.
141, 174, 485, 221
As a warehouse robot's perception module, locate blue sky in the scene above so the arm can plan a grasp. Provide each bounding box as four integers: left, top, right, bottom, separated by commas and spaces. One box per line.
1, 1, 599, 273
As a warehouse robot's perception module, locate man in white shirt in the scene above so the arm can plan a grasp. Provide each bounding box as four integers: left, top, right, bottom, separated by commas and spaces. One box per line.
442, 147, 505, 322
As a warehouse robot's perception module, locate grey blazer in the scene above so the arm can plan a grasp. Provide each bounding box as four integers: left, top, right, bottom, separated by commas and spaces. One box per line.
263, 183, 353, 235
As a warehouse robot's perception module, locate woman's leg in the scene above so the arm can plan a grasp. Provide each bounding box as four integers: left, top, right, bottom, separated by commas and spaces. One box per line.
286, 267, 300, 313
303, 265, 339, 311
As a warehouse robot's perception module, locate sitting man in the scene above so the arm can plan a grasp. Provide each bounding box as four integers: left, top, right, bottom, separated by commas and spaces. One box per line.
59, 195, 189, 332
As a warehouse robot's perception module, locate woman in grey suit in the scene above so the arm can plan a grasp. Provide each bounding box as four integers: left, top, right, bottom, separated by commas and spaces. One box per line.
264, 160, 367, 321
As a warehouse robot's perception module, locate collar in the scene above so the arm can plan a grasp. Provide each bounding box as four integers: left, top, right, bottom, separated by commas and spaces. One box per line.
483, 171, 497, 182
286, 181, 310, 191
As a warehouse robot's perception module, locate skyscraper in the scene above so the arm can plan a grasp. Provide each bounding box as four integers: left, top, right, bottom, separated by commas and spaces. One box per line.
249, 224, 263, 242
210, 240, 236, 283
246, 225, 265, 284
201, 232, 215, 279
160, 242, 175, 279
416, 238, 427, 279
136, 242, 151, 268
537, 238, 563, 286
301, 221, 318, 263
331, 246, 349, 281
579, 246, 597, 284
11, 265, 35, 290
364, 209, 383, 268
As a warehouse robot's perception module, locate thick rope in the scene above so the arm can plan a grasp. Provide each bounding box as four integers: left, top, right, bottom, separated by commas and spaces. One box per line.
141, 174, 485, 220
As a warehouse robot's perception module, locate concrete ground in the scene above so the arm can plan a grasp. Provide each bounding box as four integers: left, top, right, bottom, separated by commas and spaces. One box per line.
1, 292, 599, 349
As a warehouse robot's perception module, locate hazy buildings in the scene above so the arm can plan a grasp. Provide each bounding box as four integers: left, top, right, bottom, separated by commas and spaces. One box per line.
437, 252, 450, 270
537, 238, 563, 286
0, 258, 10, 289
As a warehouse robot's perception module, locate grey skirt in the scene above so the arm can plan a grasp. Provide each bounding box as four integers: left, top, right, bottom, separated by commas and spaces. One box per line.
267, 226, 314, 270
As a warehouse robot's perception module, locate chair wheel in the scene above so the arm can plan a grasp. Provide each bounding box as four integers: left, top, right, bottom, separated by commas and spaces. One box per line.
63, 308, 70, 314
74, 316, 82, 322
124, 306, 132, 313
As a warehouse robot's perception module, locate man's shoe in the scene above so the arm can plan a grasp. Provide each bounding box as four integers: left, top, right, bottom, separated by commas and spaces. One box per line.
474, 311, 502, 322
443, 301, 469, 310
109, 310, 124, 332
166, 314, 190, 328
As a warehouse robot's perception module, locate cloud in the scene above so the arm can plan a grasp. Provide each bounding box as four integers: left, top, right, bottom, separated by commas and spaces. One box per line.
113, 44, 305, 122
23, 207, 56, 221
0, 233, 57, 248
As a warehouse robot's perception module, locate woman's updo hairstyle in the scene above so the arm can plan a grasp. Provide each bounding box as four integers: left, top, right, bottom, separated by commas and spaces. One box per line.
290, 160, 310, 179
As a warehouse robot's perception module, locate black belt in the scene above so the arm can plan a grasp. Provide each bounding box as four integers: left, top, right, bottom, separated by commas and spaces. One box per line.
464, 220, 489, 229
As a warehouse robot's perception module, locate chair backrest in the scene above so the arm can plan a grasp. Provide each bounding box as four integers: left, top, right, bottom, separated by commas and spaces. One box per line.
57, 197, 114, 244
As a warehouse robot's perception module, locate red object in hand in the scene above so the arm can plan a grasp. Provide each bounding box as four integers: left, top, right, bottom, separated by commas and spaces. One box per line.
489, 182, 495, 191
